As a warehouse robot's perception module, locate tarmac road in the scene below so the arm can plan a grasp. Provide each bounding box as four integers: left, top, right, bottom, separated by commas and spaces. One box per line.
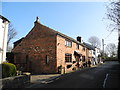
26, 61, 120, 88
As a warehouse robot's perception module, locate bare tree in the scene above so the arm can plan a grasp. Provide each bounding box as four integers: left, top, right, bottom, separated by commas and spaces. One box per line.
118, 37, 120, 61
88, 36, 101, 48
7, 23, 17, 46
106, 0, 120, 60
106, 0, 120, 33
105, 43, 117, 57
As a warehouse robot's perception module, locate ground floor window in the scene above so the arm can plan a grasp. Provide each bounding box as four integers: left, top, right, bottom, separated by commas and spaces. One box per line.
46, 55, 49, 64
65, 53, 72, 62
82, 56, 85, 62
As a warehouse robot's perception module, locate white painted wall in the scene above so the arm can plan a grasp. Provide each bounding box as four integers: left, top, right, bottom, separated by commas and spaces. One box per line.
0, 17, 9, 64
95, 48, 101, 64
90, 50, 95, 65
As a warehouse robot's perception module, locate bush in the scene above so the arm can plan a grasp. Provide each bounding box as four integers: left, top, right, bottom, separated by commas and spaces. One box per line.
2, 62, 17, 78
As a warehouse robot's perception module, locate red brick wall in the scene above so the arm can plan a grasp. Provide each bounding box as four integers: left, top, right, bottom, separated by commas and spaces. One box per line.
12, 22, 57, 73
12, 21, 92, 74
56, 35, 87, 73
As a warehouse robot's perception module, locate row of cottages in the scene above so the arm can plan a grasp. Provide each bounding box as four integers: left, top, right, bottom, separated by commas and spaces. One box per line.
12, 17, 93, 74
0, 15, 9, 64
83, 42, 101, 65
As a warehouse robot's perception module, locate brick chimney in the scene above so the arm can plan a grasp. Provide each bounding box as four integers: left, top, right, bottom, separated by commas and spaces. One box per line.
77, 36, 82, 43
34, 16, 40, 24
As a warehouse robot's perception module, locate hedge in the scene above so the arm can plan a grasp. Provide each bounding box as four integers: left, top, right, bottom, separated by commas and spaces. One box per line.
2, 62, 17, 78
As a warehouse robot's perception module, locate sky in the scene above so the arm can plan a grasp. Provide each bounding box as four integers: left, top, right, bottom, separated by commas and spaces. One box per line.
1, 2, 118, 49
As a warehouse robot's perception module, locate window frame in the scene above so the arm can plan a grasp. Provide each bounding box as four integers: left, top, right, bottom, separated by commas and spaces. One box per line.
65, 53, 72, 62
76, 43, 79, 49
82, 47, 85, 51
65, 40, 72, 47
82, 56, 85, 62
46, 55, 49, 64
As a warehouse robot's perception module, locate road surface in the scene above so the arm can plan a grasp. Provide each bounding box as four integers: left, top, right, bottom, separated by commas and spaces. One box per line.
27, 61, 120, 88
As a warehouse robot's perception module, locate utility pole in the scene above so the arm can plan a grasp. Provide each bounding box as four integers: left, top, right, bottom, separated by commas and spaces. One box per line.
102, 39, 105, 57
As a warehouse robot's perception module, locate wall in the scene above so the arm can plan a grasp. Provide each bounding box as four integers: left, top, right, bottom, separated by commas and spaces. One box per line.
0, 75, 30, 88
0, 18, 9, 64
12, 22, 57, 74
95, 48, 101, 64
56, 35, 86, 73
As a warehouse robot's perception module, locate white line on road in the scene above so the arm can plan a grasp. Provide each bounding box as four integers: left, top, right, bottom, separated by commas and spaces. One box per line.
103, 74, 109, 88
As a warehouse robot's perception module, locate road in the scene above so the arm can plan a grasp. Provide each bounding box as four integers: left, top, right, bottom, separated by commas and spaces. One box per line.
27, 61, 120, 88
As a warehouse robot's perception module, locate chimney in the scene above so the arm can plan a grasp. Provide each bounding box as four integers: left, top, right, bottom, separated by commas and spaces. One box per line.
34, 16, 40, 24
77, 36, 82, 43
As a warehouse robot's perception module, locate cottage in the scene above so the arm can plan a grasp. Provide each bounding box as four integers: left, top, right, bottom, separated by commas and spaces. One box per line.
83, 42, 101, 65
83, 42, 95, 65
12, 17, 89, 74
0, 15, 9, 64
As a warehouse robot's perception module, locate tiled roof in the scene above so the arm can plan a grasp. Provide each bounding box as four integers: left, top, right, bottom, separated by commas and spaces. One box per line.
13, 20, 85, 47
0, 15, 10, 22
83, 42, 95, 50
40, 23, 85, 47
13, 37, 24, 44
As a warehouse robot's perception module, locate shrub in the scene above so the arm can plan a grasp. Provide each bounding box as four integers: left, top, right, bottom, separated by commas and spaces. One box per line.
2, 62, 17, 78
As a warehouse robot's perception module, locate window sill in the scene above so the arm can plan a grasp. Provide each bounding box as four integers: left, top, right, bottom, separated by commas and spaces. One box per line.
65, 45, 72, 48
65, 62, 73, 64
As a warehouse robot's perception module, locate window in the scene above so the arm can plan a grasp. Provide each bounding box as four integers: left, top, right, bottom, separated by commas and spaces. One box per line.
65, 40, 72, 47
65, 53, 72, 62
97, 49, 99, 53
76, 44, 79, 49
82, 56, 85, 62
89, 50, 91, 54
2, 20, 5, 23
82, 47, 85, 51
46, 55, 49, 64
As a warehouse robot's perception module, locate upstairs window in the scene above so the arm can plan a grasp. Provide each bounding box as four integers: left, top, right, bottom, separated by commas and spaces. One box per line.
76, 44, 79, 49
82, 47, 85, 51
65, 40, 72, 47
65, 53, 72, 62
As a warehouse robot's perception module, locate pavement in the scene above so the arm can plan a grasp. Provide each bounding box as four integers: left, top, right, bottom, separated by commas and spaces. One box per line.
25, 74, 61, 88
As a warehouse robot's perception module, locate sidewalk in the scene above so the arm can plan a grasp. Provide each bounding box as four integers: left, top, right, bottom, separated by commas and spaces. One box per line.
31, 74, 60, 83
25, 74, 61, 88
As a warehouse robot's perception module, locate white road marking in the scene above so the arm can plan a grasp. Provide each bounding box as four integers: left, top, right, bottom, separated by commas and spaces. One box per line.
41, 80, 54, 84
103, 74, 109, 88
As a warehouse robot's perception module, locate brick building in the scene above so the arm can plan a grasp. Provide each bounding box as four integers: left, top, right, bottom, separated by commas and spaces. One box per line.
12, 17, 90, 74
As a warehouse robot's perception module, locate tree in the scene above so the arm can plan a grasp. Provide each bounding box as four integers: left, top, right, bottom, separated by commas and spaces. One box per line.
106, 1, 120, 32
88, 36, 101, 48
106, 0, 120, 61
7, 23, 17, 51
105, 43, 117, 57
118, 37, 120, 62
